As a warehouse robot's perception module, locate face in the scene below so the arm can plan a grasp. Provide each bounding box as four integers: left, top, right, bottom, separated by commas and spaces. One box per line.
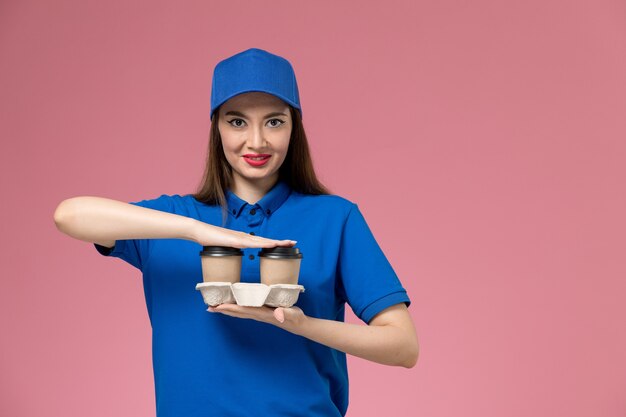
218, 92, 292, 188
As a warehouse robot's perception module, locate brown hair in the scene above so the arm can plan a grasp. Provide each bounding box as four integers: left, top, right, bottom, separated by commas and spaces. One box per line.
191, 105, 331, 225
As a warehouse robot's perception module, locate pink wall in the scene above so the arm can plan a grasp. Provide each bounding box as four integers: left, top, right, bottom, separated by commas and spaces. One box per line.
1, 0, 625, 416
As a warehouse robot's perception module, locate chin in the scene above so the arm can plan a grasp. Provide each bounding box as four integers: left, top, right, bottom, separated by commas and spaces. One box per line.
238, 167, 277, 180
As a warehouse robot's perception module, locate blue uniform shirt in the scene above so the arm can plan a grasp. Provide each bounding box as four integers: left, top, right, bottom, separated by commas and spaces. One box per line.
94, 179, 411, 417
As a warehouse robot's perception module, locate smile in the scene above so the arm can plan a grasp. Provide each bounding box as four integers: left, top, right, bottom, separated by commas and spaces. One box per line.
243, 155, 271, 167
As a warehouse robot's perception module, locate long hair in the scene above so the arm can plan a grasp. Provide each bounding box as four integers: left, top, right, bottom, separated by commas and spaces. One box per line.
191, 105, 331, 225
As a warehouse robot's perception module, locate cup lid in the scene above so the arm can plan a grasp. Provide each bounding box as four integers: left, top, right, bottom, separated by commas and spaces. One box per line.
257, 247, 303, 259
199, 246, 243, 256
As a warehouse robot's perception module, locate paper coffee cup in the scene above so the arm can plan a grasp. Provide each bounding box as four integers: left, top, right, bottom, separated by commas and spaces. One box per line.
199, 246, 243, 283
258, 247, 303, 285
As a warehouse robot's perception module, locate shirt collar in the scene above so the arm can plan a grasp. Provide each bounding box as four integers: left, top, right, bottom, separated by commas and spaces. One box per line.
225, 179, 291, 218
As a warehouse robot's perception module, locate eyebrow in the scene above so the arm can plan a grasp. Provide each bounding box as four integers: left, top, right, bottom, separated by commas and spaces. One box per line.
224, 110, 288, 119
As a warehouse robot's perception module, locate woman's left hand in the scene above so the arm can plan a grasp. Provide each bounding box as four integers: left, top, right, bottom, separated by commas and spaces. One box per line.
207, 303, 306, 331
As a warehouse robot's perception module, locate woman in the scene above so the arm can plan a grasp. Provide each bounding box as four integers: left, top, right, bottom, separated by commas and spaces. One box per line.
54, 47, 419, 417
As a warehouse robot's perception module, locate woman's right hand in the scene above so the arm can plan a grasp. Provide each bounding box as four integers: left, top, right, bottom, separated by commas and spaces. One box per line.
192, 222, 296, 249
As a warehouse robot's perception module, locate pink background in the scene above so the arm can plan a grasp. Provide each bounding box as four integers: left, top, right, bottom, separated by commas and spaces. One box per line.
1, 0, 625, 416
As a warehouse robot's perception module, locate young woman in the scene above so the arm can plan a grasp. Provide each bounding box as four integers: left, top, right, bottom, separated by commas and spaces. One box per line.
54, 47, 418, 417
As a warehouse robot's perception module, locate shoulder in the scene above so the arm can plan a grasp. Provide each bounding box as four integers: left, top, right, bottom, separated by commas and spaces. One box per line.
293, 191, 355, 206
290, 191, 357, 219
129, 193, 194, 213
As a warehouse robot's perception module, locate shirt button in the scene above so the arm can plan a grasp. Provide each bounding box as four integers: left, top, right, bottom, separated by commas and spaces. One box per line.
250, 208, 256, 215
266, 209, 271, 215
232, 209, 236, 214
248, 254, 255, 260
249, 231, 255, 236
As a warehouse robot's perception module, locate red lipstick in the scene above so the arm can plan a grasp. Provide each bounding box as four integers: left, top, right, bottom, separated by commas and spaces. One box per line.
243, 154, 271, 167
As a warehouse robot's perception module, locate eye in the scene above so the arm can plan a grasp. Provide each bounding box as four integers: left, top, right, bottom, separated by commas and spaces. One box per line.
227, 118, 245, 127
267, 118, 285, 127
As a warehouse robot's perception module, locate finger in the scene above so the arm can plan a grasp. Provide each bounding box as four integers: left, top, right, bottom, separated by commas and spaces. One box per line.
260, 239, 297, 247
245, 236, 297, 247
213, 304, 247, 315
210, 305, 253, 319
275, 240, 297, 247
217, 311, 247, 319
214, 304, 272, 320
273, 308, 285, 323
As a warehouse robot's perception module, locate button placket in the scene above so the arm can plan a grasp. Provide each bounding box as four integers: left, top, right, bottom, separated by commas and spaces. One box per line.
247, 230, 257, 261
246, 207, 261, 262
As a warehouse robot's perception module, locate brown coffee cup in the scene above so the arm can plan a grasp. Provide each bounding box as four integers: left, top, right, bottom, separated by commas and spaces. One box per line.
199, 246, 243, 283
258, 247, 303, 285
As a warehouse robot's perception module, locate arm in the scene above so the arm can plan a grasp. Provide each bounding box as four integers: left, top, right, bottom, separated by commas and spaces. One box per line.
210, 302, 419, 368
291, 303, 419, 368
53, 196, 296, 248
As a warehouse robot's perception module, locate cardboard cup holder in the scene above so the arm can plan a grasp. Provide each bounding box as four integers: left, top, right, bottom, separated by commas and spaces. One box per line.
196, 282, 305, 307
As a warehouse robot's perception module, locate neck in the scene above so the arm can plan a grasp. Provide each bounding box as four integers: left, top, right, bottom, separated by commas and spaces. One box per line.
230, 172, 279, 204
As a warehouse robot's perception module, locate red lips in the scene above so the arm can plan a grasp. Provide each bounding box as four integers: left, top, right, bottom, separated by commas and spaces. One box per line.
243, 154, 271, 167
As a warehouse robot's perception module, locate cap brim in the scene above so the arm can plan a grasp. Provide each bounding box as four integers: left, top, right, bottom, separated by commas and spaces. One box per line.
211, 89, 302, 119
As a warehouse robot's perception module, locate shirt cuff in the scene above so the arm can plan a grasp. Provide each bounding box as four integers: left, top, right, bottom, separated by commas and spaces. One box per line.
359, 291, 412, 324
93, 241, 127, 257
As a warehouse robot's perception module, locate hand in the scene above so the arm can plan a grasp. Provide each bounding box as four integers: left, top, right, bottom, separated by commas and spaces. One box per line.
193, 222, 296, 249
207, 303, 306, 331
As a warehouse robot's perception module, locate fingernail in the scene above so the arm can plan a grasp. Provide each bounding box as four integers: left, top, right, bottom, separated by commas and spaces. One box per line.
207, 307, 215, 312
290, 240, 297, 244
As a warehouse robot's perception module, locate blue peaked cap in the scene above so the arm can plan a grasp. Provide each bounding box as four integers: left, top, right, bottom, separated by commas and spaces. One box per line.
210, 48, 303, 120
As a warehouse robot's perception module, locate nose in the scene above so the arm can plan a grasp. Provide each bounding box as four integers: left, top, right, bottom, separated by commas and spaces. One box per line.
246, 124, 267, 149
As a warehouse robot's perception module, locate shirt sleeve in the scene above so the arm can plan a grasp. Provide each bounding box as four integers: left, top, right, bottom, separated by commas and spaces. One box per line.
93, 194, 174, 272
337, 203, 411, 324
